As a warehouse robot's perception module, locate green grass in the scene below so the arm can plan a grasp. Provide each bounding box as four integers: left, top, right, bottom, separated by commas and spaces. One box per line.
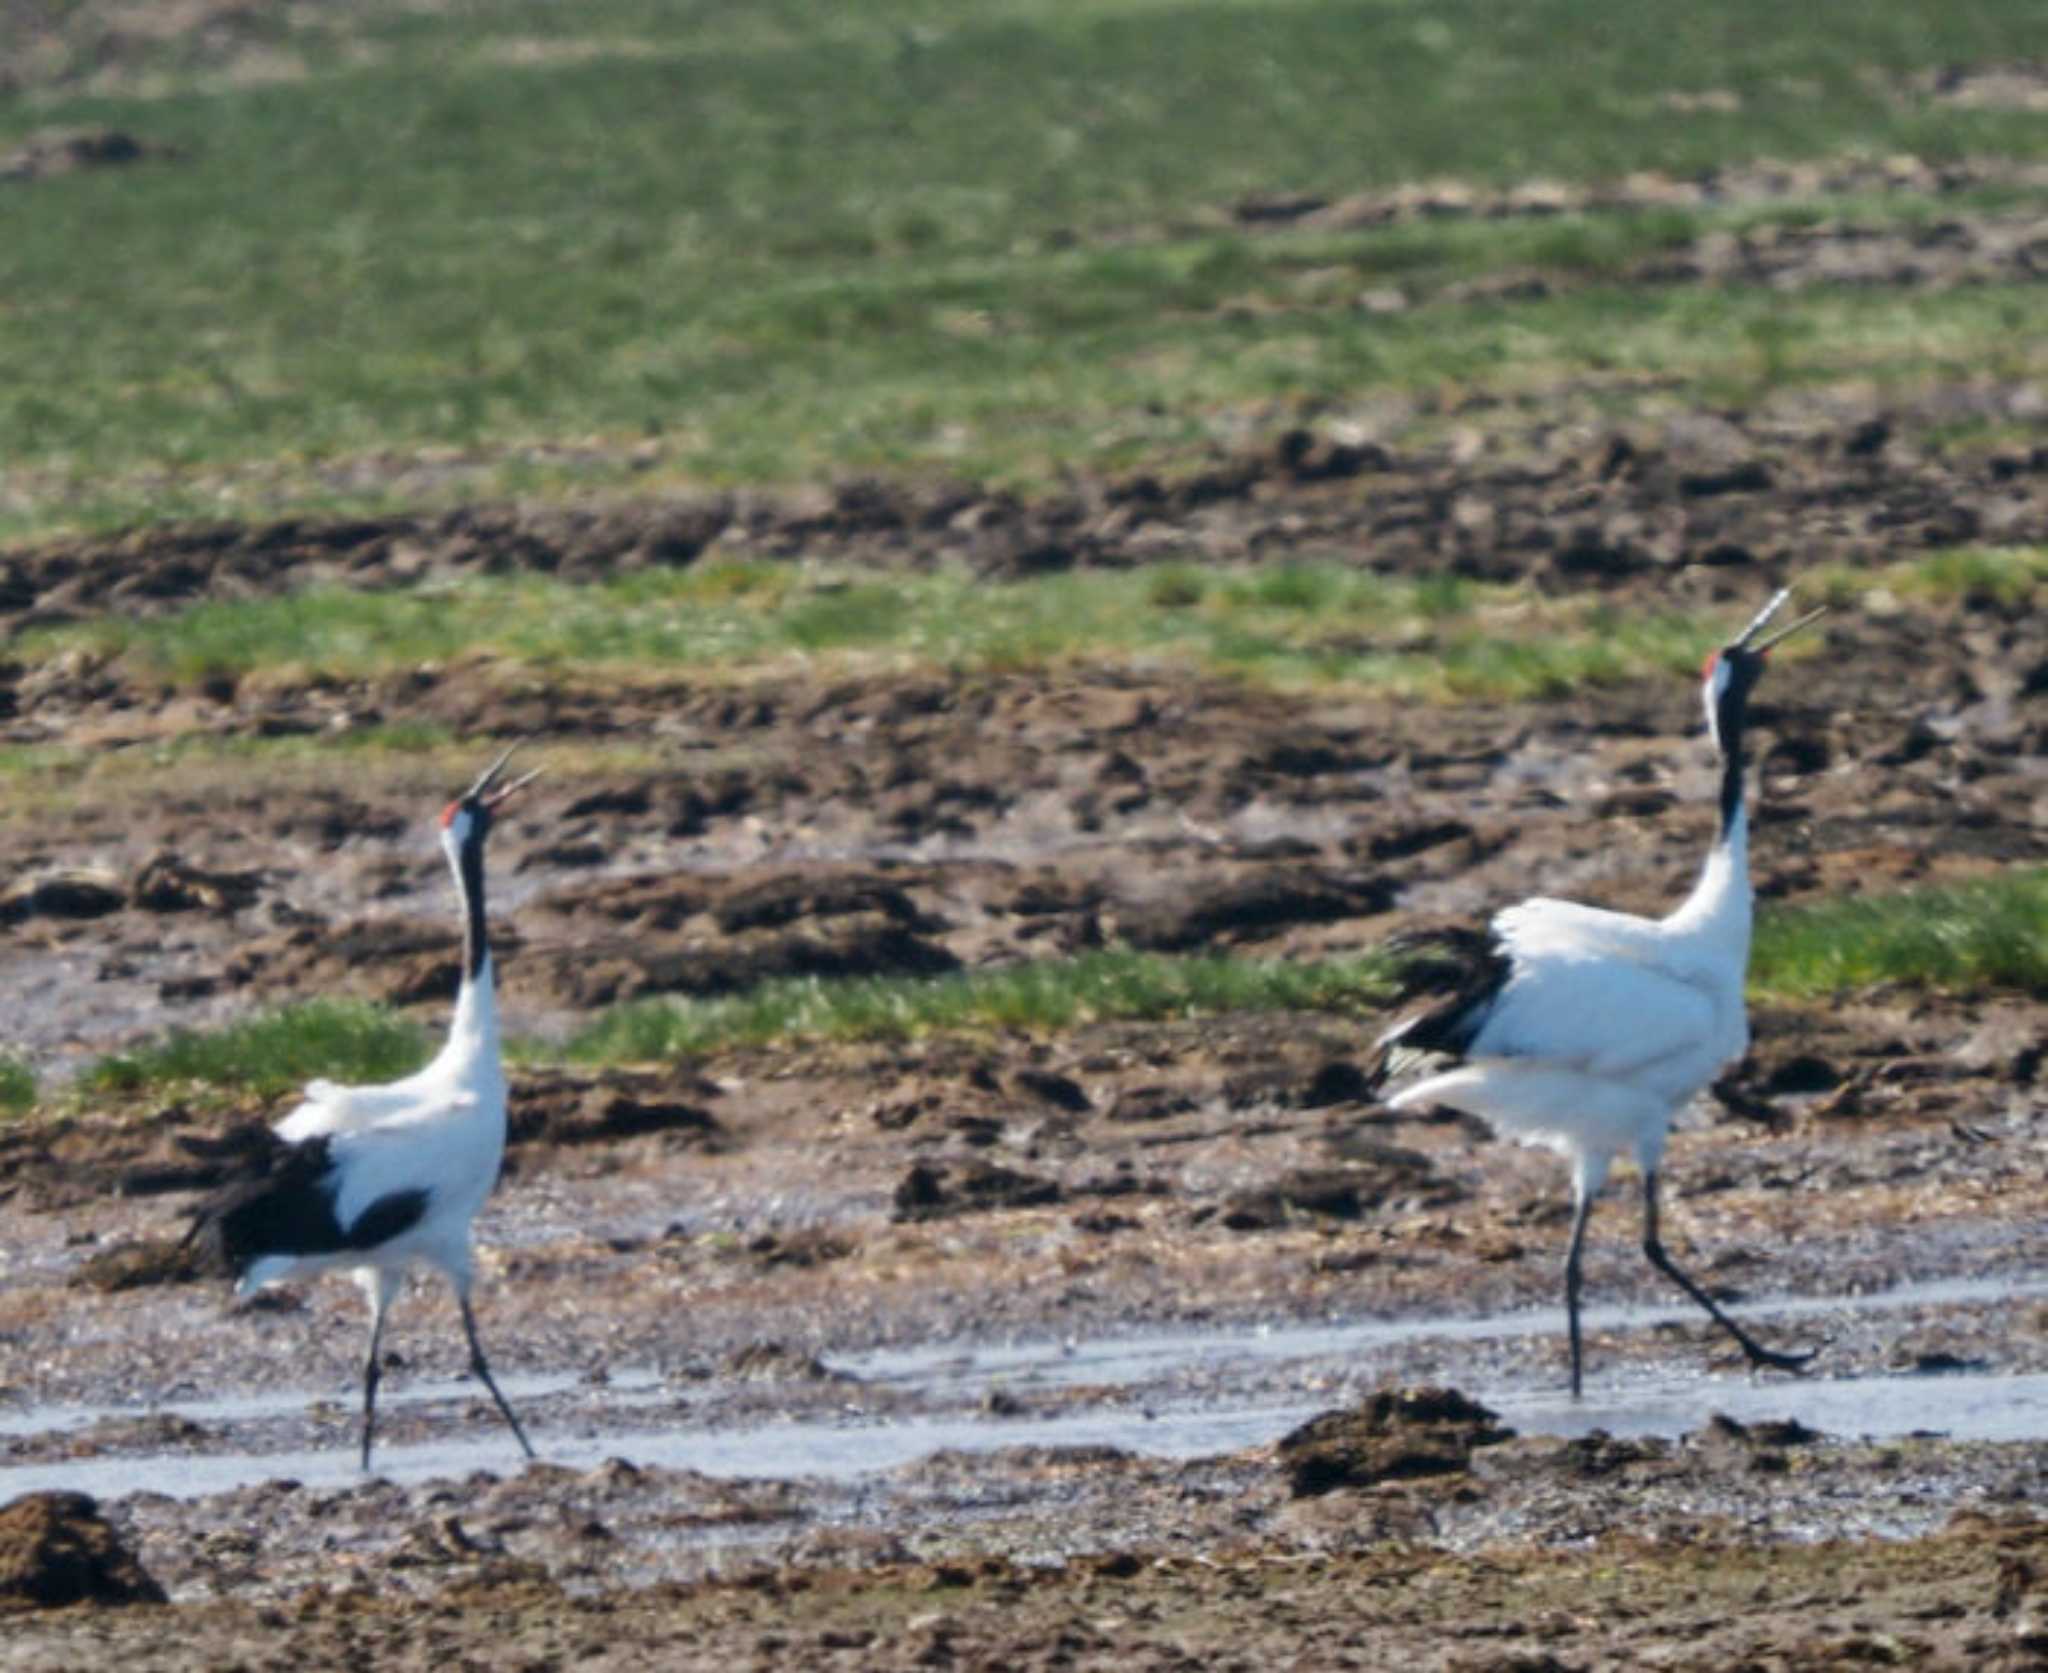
5, 0, 2048, 535
65, 949, 1397, 1099
550, 946, 1401, 1064
1808, 546, 2048, 613
17, 553, 1818, 700
1752, 871, 2048, 1000
0, 1057, 36, 1117
46, 537, 2044, 705
58, 868, 2048, 1106
82, 1000, 430, 1100
0, 720, 461, 789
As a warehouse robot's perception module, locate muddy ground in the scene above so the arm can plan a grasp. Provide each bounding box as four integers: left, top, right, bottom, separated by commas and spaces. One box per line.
1, 384, 2047, 1664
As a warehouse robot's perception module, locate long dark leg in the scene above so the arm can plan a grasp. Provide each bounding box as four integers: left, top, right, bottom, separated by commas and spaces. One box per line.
458, 1291, 536, 1460
1641, 1170, 1815, 1375
1563, 1187, 1596, 1400
359, 1271, 399, 1472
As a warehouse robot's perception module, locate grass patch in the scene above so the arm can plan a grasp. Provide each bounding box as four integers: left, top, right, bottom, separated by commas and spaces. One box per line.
0, 1057, 37, 1117
58, 867, 2047, 1105
1753, 871, 2048, 999
553, 946, 1400, 1064
6, 0, 2048, 533
0, 720, 461, 787
1808, 546, 2048, 613
23, 555, 1822, 700
83, 1000, 431, 1100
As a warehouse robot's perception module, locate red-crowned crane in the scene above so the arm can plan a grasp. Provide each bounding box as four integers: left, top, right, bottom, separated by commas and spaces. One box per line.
1374, 589, 1825, 1397
186, 748, 542, 1468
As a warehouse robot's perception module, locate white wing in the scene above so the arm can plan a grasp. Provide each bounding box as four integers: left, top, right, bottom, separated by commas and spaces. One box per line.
274, 1068, 469, 1143
324, 1092, 491, 1230
1473, 947, 1722, 1087
1492, 897, 1670, 962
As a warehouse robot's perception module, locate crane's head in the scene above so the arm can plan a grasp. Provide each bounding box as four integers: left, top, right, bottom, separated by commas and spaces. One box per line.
1700, 587, 1825, 756
439, 745, 543, 857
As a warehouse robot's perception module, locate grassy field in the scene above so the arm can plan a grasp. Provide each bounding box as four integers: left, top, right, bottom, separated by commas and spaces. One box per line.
13, 557, 1696, 698
1751, 868, 2048, 999
20, 543, 2035, 705
5, 0, 2048, 535
38, 869, 2042, 1110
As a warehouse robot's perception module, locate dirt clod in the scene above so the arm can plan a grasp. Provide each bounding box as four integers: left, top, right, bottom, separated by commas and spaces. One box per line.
1276, 1387, 1515, 1496
0, 1493, 165, 1612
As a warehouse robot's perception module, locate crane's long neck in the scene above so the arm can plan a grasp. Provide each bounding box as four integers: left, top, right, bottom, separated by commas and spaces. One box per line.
1717, 714, 1748, 845
445, 830, 503, 1070
1667, 711, 1754, 951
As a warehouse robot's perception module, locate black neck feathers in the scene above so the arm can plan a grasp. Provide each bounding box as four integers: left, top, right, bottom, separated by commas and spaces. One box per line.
456, 818, 490, 982
1712, 653, 1764, 845
1717, 732, 1746, 841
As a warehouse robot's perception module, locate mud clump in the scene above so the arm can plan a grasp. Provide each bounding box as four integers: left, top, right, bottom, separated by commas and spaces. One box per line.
0, 870, 126, 924
1219, 1150, 1449, 1231
131, 852, 263, 915
712, 872, 932, 935
1276, 1387, 1514, 1497
721, 1342, 852, 1383
1702, 1412, 1825, 1448
508, 1071, 726, 1151
0, 1493, 165, 1613
1116, 870, 1394, 952
892, 1160, 1063, 1222
67, 1236, 207, 1293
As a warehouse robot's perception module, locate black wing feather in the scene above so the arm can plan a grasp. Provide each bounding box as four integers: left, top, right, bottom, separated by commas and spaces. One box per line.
1367, 926, 1514, 1090
182, 1129, 430, 1278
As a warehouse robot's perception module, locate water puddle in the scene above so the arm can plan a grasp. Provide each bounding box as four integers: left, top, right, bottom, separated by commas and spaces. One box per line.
6, 1271, 2044, 1503
833, 1270, 2048, 1397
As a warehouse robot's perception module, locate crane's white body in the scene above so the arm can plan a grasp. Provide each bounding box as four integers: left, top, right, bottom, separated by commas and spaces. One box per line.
1385, 807, 1752, 1198
1371, 593, 1822, 1395
240, 957, 507, 1298
195, 770, 539, 1468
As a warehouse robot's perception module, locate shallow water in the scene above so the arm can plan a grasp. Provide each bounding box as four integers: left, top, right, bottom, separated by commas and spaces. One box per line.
7, 1272, 2044, 1503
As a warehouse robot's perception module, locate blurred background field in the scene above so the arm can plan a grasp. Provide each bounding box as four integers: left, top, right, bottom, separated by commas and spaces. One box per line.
5, 0, 2048, 533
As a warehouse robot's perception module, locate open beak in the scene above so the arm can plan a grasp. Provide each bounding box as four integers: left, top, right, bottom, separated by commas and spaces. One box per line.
469, 744, 544, 810
1734, 587, 1827, 655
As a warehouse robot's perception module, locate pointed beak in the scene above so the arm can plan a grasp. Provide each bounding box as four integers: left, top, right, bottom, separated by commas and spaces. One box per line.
1751, 603, 1826, 655
483, 766, 543, 810
1733, 587, 1826, 655
468, 745, 543, 809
